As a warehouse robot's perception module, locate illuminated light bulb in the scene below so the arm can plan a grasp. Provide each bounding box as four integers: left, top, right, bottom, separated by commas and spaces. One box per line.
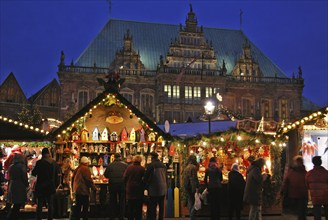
14, 121, 18, 124
19, 123, 23, 126
220, 137, 224, 142
304, 117, 308, 121
296, 121, 300, 125
301, 120, 304, 123
292, 124, 296, 127
318, 112, 322, 115
57, 134, 61, 137
255, 139, 260, 143
279, 143, 282, 147
62, 130, 66, 134
287, 125, 292, 129
203, 142, 206, 146
283, 127, 287, 131
283, 143, 286, 147
190, 150, 194, 154
236, 159, 239, 163
24, 125, 28, 128
309, 115, 313, 119
313, 113, 317, 117
9, 119, 12, 122
271, 142, 276, 145
237, 136, 242, 141
35, 128, 39, 131
266, 160, 271, 169
30, 126, 34, 129
4, 117, 8, 121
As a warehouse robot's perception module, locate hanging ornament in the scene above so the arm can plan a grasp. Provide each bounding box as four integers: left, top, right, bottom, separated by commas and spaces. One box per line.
121, 128, 129, 141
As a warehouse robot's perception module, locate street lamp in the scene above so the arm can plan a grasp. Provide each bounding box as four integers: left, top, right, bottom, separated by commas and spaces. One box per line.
204, 101, 215, 134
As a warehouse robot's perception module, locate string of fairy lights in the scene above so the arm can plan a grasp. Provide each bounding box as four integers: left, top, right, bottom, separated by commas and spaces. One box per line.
57, 94, 157, 139
0, 115, 49, 135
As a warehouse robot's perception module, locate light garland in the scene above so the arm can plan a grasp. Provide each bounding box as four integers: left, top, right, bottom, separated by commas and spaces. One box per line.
0, 115, 48, 135
278, 106, 328, 135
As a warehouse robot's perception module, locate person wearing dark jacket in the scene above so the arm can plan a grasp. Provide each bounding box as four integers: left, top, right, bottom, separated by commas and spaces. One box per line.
243, 157, 265, 220
281, 156, 308, 220
143, 151, 167, 220
228, 163, 245, 220
123, 155, 145, 220
6, 154, 29, 220
72, 156, 96, 220
32, 147, 60, 220
305, 156, 328, 220
104, 153, 128, 220
204, 157, 223, 220
182, 155, 199, 220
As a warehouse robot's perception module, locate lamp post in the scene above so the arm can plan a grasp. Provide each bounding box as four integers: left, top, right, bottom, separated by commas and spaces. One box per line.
204, 101, 215, 134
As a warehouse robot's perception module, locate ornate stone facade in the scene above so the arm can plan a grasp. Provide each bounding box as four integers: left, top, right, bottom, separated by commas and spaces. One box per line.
57, 5, 304, 124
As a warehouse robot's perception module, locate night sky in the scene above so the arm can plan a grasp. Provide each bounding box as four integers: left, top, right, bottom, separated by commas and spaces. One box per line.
0, 0, 327, 107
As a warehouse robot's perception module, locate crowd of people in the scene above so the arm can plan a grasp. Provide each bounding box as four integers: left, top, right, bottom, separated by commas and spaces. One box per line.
1, 145, 328, 220
183, 154, 328, 220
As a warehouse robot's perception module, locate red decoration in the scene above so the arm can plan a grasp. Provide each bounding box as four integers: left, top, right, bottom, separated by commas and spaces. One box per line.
169, 144, 175, 156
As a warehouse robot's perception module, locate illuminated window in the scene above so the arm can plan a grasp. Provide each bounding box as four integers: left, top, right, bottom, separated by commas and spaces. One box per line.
205, 87, 213, 98
164, 85, 171, 98
185, 86, 192, 103
173, 85, 180, 98
194, 87, 201, 100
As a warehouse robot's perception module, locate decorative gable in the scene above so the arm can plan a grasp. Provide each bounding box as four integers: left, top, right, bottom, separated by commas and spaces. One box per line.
121, 127, 129, 141
110, 29, 145, 71
0, 72, 27, 103
232, 41, 262, 79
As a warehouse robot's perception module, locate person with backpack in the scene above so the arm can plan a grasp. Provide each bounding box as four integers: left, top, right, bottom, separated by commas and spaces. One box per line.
204, 157, 223, 220
182, 155, 199, 220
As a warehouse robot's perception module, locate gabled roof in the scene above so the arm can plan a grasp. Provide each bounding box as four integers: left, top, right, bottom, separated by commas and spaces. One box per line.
0, 72, 27, 101
48, 87, 171, 140
28, 78, 59, 103
75, 19, 287, 78
0, 115, 47, 140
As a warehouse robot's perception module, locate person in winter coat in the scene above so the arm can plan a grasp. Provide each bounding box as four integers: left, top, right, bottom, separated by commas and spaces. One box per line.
123, 155, 145, 220
32, 147, 60, 220
6, 153, 29, 220
281, 156, 308, 220
228, 163, 246, 220
104, 153, 128, 220
305, 156, 328, 220
72, 156, 96, 220
143, 151, 167, 220
204, 157, 223, 220
243, 157, 265, 220
182, 155, 200, 220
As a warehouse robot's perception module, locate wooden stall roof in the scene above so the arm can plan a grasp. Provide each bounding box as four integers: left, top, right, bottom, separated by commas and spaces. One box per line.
48, 87, 172, 140
0, 115, 47, 141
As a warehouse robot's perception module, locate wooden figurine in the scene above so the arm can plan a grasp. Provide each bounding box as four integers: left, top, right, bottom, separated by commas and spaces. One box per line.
71, 131, 80, 141
101, 128, 109, 141
129, 128, 136, 142
110, 132, 118, 142
121, 128, 129, 141
139, 128, 145, 142
81, 128, 89, 142
92, 127, 99, 141
148, 132, 156, 142
157, 136, 163, 143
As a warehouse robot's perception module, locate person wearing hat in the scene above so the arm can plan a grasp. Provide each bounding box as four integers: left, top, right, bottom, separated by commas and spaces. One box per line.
143, 151, 167, 220
228, 163, 245, 220
72, 156, 96, 220
32, 147, 60, 220
6, 153, 29, 220
305, 156, 328, 220
104, 153, 128, 220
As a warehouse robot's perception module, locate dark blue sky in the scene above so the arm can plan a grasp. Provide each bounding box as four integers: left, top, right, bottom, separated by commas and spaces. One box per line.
1, 0, 327, 107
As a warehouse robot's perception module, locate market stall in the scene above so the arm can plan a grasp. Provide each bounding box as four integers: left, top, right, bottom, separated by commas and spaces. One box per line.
47, 87, 172, 216
277, 106, 328, 170
170, 127, 285, 217
0, 115, 50, 214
